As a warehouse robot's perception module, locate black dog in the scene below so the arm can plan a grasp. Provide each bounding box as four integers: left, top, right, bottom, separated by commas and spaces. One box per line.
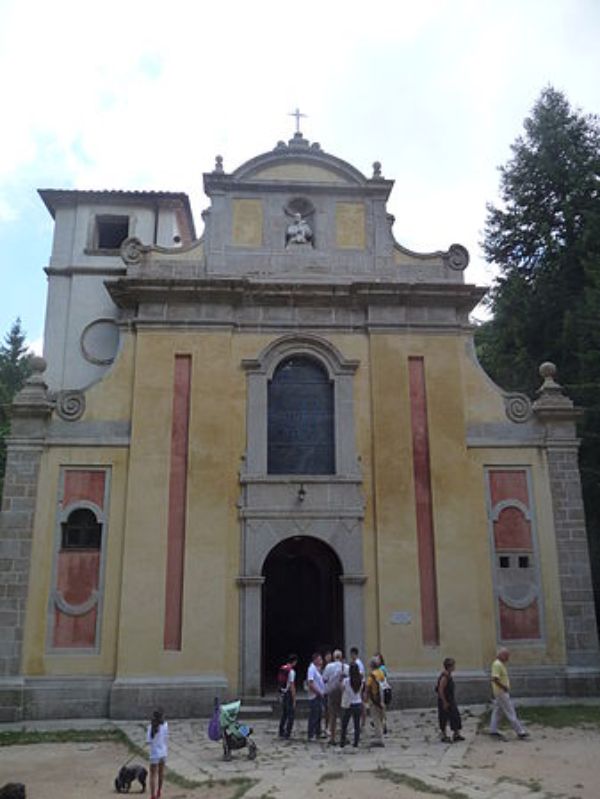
114, 764, 147, 793
0, 785, 26, 799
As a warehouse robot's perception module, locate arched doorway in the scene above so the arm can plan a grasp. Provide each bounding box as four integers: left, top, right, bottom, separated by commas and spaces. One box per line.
262, 536, 344, 691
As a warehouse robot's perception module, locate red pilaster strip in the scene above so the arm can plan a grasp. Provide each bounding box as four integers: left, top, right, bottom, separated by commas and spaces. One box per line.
164, 355, 192, 650
408, 357, 440, 645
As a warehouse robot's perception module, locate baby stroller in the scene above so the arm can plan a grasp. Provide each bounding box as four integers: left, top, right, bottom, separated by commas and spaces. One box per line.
220, 700, 257, 761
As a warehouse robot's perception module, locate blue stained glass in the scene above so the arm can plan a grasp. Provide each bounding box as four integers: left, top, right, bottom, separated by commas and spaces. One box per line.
268, 356, 334, 474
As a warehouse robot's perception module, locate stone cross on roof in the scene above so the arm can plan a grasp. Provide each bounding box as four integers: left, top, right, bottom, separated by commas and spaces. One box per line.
289, 107, 307, 134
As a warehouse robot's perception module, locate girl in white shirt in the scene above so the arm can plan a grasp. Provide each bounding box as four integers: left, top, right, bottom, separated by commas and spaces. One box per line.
147, 708, 168, 799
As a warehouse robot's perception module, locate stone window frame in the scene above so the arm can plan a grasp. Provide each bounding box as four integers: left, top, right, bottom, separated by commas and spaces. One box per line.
85, 214, 131, 255
46, 467, 111, 655
242, 334, 360, 477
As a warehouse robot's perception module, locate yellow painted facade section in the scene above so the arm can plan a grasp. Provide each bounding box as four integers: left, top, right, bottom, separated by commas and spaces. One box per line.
336, 202, 366, 249
232, 199, 263, 247
21, 326, 567, 687
22, 447, 129, 676
250, 164, 348, 183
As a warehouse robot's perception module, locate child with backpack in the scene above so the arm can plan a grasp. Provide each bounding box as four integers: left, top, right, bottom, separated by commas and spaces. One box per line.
278, 654, 298, 739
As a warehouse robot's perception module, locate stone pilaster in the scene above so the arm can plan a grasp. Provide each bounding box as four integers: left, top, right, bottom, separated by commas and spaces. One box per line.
533, 362, 600, 671
0, 358, 52, 718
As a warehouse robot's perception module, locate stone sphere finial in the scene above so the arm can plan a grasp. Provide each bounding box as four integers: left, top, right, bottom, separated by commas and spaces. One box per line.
539, 361, 557, 380
29, 356, 47, 375
372, 161, 382, 178
214, 154, 224, 173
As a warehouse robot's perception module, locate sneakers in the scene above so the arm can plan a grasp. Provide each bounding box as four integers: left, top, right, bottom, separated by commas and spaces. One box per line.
452, 733, 465, 742
518, 731, 530, 739
440, 734, 452, 743
489, 731, 506, 741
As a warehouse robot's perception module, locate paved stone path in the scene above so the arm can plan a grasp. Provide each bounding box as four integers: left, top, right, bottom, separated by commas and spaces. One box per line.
115, 705, 542, 798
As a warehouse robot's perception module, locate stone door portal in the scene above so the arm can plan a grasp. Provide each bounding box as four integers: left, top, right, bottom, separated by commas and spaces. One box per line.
262, 536, 343, 691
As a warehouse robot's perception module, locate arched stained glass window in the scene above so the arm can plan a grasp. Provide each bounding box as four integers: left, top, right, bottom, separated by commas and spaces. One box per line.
268, 356, 335, 474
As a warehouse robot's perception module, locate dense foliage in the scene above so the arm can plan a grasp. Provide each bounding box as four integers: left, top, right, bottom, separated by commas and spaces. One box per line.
0, 319, 33, 497
476, 87, 600, 621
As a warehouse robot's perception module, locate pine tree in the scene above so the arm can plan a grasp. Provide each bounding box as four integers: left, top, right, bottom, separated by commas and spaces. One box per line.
0, 318, 33, 497
476, 86, 600, 624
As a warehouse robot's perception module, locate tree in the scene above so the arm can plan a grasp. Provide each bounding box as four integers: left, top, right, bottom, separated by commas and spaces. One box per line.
476, 86, 600, 627
0, 319, 33, 498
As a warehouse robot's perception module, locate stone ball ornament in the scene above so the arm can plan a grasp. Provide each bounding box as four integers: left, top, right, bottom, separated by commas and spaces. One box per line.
446, 243, 470, 271
29, 356, 47, 375
539, 361, 558, 380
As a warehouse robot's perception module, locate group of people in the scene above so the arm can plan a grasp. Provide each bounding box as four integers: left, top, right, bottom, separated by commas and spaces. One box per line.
278, 646, 391, 748
141, 646, 528, 795
278, 645, 529, 748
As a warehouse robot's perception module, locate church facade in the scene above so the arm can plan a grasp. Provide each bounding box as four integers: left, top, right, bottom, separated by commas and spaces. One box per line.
1, 132, 598, 720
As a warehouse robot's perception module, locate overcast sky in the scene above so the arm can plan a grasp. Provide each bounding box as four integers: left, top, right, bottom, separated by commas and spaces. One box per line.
1, 0, 599, 351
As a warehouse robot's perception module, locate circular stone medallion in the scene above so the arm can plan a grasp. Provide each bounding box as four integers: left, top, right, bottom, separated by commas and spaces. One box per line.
81, 319, 120, 365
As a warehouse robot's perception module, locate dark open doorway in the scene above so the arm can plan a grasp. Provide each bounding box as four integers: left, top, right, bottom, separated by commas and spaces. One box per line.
262, 536, 343, 692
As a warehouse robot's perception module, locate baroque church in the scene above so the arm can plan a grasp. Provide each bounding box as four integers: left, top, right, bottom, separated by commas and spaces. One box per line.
1, 130, 598, 719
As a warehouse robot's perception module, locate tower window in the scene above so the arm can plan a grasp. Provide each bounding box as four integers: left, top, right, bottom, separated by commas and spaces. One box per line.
95, 215, 129, 250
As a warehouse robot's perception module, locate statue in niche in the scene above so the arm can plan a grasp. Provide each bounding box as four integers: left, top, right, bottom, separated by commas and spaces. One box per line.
285, 211, 313, 247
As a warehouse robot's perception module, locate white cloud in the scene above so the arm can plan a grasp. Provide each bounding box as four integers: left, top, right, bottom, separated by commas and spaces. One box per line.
0, 0, 599, 338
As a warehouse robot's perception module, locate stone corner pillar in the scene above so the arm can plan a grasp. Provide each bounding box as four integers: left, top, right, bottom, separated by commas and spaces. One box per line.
339, 573, 367, 662
236, 575, 265, 698
533, 362, 600, 669
0, 357, 53, 698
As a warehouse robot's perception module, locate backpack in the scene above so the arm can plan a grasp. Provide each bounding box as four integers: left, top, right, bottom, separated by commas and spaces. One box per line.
277, 663, 293, 691
380, 676, 392, 707
207, 697, 221, 741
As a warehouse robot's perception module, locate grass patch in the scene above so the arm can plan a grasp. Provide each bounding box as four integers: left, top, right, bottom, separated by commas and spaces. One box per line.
375, 768, 469, 798
317, 771, 345, 784
518, 705, 600, 729
0, 728, 256, 797
0, 728, 123, 747
496, 775, 542, 792
478, 703, 600, 732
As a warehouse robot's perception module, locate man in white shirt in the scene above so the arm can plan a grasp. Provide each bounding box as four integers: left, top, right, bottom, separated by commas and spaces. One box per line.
322, 649, 345, 744
307, 652, 326, 740
349, 646, 365, 676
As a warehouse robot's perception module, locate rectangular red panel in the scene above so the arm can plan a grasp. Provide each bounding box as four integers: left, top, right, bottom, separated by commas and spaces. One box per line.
164, 355, 192, 651
408, 357, 439, 646
494, 507, 533, 550
63, 470, 105, 510
489, 469, 529, 508
499, 599, 541, 640
53, 551, 100, 648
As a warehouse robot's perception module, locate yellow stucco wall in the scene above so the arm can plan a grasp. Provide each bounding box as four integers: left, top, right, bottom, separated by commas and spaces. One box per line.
231, 199, 263, 247
336, 202, 366, 249
249, 164, 349, 183
22, 326, 566, 688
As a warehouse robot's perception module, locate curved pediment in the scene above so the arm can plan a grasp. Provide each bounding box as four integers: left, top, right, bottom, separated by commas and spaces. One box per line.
247, 162, 351, 184
230, 134, 369, 186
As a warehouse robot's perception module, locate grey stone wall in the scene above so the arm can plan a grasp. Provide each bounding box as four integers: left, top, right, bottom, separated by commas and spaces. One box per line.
546, 445, 600, 667
0, 446, 42, 679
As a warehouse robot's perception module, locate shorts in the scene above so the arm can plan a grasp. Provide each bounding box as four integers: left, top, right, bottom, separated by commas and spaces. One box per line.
149, 756, 166, 766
